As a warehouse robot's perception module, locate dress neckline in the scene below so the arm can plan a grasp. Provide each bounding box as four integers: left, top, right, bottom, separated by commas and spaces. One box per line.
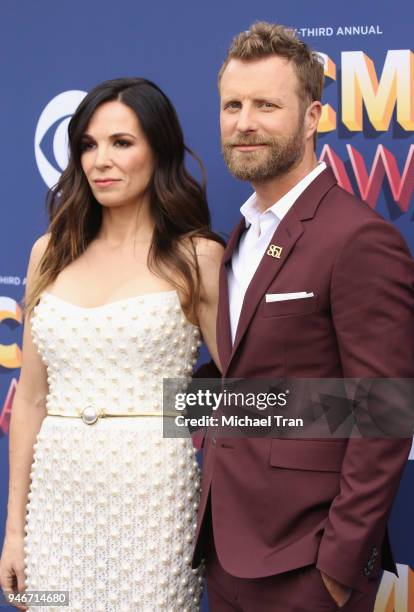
41, 289, 178, 312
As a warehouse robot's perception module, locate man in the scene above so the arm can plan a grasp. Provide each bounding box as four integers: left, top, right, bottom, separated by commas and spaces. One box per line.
192, 22, 414, 611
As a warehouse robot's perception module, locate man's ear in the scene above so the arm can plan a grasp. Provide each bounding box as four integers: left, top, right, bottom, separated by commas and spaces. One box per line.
306, 101, 323, 142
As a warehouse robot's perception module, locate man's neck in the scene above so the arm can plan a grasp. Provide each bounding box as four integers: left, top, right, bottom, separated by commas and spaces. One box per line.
252, 154, 319, 213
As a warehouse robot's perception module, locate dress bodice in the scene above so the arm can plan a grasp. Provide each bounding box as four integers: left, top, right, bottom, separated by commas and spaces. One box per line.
30, 290, 201, 415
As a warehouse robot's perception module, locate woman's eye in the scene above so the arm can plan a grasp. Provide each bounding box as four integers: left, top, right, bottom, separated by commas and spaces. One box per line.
80, 142, 94, 152
114, 139, 131, 147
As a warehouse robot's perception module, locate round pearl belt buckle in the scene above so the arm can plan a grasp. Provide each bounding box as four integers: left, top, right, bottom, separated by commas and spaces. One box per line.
81, 405, 101, 425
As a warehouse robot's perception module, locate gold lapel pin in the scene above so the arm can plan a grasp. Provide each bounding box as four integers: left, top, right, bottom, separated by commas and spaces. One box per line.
267, 244, 283, 259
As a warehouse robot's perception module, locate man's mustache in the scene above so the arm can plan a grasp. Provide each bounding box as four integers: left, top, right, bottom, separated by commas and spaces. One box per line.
224, 137, 273, 147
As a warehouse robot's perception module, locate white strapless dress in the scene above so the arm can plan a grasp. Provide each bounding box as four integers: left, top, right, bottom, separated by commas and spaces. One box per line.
24, 290, 203, 611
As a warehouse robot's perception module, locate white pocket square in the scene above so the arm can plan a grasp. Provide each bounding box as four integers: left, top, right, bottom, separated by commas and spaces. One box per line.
265, 292, 314, 303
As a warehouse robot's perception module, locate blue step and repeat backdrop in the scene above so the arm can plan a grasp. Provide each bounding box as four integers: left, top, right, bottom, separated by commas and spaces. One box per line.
1, 1, 413, 610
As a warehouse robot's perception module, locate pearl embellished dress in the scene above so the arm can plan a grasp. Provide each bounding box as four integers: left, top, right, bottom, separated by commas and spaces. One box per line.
24, 290, 203, 612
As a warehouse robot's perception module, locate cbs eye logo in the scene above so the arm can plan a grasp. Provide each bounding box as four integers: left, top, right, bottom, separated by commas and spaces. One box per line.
34, 90, 87, 188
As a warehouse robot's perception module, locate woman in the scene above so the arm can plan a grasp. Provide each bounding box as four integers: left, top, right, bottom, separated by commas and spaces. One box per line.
0, 77, 223, 611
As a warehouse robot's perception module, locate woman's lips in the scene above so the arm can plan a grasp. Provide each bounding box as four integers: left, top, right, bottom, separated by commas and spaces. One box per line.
94, 179, 120, 187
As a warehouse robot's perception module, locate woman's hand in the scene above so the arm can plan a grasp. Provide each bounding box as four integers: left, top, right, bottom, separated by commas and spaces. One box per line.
0, 533, 28, 611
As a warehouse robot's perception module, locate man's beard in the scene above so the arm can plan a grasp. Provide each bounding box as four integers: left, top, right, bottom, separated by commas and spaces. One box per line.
221, 124, 305, 183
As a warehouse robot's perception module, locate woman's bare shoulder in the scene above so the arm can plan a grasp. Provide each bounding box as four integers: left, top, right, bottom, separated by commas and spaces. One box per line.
27, 233, 51, 278
193, 236, 225, 262
30, 233, 51, 261
176, 235, 224, 265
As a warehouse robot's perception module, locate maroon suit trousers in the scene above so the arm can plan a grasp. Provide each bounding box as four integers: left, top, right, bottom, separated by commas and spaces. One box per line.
204, 503, 381, 612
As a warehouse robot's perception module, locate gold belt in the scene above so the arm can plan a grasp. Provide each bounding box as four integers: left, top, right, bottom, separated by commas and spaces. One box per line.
47, 406, 178, 425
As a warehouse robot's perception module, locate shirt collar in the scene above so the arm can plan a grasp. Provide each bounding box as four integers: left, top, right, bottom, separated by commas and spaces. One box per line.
240, 162, 327, 229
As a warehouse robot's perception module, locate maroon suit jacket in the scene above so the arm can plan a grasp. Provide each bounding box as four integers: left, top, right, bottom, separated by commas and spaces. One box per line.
192, 167, 414, 591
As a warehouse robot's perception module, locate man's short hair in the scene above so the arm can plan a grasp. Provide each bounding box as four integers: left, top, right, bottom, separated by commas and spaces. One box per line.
219, 21, 325, 106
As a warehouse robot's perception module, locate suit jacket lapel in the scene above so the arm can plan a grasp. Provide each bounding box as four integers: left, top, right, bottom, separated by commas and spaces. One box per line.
216, 219, 245, 369
230, 212, 304, 361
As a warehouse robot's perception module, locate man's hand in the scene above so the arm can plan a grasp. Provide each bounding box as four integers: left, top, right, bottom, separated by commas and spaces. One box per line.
320, 570, 352, 608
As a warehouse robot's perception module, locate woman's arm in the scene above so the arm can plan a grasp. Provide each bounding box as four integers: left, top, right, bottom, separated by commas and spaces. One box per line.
0, 234, 50, 606
194, 238, 224, 372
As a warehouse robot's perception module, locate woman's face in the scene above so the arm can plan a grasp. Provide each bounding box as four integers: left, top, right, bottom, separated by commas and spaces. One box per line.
80, 100, 154, 209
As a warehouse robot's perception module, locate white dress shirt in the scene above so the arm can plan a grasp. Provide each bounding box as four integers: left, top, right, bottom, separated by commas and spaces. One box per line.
228, 162, 327, 343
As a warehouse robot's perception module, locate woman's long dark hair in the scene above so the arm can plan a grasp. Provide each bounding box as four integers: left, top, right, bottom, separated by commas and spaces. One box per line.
25, 77, 224, 320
